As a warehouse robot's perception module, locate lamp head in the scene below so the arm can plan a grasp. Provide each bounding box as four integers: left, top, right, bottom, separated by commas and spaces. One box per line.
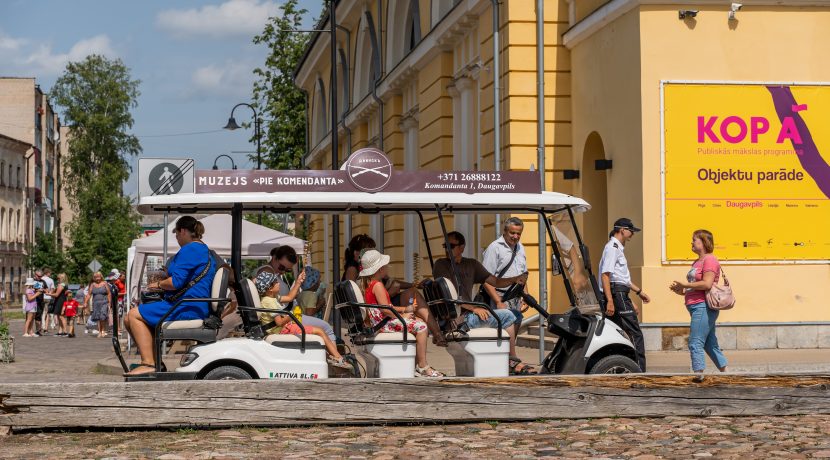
223, 117, 241, 130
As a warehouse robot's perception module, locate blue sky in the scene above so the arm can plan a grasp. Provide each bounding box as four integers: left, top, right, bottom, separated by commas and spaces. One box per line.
0, 0, 323, 196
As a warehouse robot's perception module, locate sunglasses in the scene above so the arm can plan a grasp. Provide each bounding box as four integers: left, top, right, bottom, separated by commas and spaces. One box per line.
442, 243, 461, 249
276, 263, 290, 273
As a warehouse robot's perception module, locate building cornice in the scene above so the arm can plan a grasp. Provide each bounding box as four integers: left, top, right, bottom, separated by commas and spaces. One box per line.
563, 0, 830, 49
0, 133, 32, 152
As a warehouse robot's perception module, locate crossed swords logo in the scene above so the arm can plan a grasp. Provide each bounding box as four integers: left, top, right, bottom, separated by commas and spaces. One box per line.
350, 164, 390, 179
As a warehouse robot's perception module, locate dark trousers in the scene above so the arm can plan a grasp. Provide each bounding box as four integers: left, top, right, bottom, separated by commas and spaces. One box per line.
610, 284, 646, 372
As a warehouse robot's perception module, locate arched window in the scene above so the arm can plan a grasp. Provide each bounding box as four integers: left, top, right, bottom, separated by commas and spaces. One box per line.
353, 11, 381, 102
313, 78, 327, 145
0, 161, 4, 186
15, 210, 20, 241
0, 209, 5, 242
387, 0, 421, 69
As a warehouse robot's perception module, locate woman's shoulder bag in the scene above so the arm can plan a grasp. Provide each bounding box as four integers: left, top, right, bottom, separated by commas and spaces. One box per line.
706, 259, 736, 310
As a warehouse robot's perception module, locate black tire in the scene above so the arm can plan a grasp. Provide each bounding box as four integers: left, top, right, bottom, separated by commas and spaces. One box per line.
203, 365, 252, 380
588, 355, 640, 374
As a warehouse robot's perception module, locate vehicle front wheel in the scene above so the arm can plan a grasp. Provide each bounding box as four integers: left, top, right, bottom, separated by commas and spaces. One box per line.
588, 355, 640, 374
204, 365, 252, 380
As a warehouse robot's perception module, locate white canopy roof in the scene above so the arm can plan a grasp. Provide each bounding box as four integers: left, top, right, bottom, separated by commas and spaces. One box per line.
137, 190, 591, 214
131, 213, 305, 257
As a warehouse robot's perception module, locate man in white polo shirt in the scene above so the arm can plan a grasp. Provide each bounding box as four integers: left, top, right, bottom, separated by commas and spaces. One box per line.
598, 218, 650, 372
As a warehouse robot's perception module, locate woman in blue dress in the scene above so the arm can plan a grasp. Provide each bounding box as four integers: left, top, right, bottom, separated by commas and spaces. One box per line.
124, 216, 216, 376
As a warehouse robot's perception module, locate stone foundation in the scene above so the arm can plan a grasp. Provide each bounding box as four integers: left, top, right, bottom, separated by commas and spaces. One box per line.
642, 325, 830, 351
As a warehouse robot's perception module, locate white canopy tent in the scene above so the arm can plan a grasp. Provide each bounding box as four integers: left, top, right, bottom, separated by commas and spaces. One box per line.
127, 214, 305, 304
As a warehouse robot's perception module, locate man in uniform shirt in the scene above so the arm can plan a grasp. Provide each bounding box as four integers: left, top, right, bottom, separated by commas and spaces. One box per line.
598, 218, 650, 372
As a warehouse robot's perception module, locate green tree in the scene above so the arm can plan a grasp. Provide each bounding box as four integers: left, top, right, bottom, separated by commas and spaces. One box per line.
253, 0, 310, 170
27, 230, 65, 273
51, 55, 142, 280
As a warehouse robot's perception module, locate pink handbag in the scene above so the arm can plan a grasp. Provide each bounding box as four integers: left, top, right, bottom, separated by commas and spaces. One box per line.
706, 268, 735, 310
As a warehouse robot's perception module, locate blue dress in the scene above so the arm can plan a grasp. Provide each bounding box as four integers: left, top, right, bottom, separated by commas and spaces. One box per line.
138, 241, 216, 328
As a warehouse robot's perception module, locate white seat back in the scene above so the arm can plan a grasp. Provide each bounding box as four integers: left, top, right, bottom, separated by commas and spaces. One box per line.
210, 266, 230, 313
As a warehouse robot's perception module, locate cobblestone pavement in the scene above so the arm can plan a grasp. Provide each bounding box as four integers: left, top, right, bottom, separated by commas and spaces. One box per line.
3, 415, 830, 459
1, 319, 119, 383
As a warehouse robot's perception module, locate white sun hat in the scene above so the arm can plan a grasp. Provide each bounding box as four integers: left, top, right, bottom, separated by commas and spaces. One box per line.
24, 278, 36, 286
359, 249, 391, 277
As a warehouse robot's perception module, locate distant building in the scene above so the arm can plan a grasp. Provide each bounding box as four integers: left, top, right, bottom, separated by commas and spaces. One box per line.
0, 133, 29, 299
0, 77, 74, 272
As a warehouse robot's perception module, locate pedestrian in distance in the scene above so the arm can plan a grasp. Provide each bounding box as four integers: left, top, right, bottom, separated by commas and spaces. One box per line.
62, 291, 79, 338
49, 273, 68, 336
74, 286, 87, 327
41, 267, 56, 332
670, 229, 728, 382
22, 278, 40, 337
598, 218, 650, 372
85, 272, 111, 338
33, 270, 45, 335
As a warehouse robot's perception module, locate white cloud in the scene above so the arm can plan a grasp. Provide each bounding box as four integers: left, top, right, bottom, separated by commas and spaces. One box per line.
189, 60, 256, 98
156, 0, 280, 39
0, 30, 26, 51
23, 35, 117, 75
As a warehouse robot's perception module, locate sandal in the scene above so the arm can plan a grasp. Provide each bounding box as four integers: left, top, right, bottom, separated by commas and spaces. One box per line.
124, 363, 156, 377
327, 356, 354, 369
509, 357, 537, 375
431, 335, 449, 348
415, 365, 445, 377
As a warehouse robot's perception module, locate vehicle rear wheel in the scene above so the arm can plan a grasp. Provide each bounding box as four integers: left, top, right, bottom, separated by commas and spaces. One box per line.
588, 355, 640, 374
204, 365, 252, 380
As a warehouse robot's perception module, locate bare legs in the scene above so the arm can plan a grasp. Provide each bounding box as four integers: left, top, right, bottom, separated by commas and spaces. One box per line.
23, 312, 35, 336
123, 308, 155, 374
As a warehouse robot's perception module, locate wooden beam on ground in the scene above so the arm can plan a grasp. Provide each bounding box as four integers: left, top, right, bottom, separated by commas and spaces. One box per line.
2, 374, 830, 432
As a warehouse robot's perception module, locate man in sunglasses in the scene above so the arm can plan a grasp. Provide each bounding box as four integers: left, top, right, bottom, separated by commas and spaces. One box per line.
256, 246, 336, 342
433, 231, 534, 373
599, 217, 650, 372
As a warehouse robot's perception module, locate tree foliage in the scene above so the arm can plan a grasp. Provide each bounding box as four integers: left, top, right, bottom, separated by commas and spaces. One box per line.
252, 0, 310, 170
51, 55, 142, 280
27, 230, 65, 274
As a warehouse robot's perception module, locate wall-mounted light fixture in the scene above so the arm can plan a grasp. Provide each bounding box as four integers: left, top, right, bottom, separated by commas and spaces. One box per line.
678, 10, 698, 19
729, 3, 742, 21
595, 159, 613, 171
563, 169, 580, 180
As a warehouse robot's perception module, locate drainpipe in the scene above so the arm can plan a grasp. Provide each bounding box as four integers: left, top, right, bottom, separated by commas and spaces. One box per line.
536, 0, 547, 362
491, 0, 502, 236
370, 0, 385, 250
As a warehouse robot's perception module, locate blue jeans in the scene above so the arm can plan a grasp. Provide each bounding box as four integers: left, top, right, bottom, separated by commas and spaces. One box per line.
465, 308, 516, 330
686, 302, 728, 372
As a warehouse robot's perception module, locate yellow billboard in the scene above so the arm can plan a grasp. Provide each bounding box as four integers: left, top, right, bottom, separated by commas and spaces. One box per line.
663, 83, 830, 262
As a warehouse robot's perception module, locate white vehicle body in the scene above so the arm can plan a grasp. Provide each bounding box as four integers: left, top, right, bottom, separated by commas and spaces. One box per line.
177, 336, 329, 380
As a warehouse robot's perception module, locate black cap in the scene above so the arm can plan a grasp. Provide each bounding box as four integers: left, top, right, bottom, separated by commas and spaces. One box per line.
613, 218, 641, 232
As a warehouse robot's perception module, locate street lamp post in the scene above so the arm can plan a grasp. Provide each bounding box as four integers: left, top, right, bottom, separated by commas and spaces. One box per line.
212, 154, 238, 170
224, 103, 262, 223
223, 103, 262, 171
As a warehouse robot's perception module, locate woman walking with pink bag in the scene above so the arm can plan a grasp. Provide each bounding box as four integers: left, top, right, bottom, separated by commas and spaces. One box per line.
670, 230, 728, 381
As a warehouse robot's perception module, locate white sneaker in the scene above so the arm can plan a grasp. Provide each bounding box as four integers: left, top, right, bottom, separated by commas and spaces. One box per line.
84, 330, 89, 334
92, 330, 99, 335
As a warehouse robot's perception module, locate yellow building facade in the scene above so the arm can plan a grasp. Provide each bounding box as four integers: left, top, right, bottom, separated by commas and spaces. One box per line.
296, 1, 830, 350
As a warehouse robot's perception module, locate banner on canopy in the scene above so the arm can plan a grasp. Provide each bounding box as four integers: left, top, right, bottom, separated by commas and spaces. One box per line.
195, 148, 542, 194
